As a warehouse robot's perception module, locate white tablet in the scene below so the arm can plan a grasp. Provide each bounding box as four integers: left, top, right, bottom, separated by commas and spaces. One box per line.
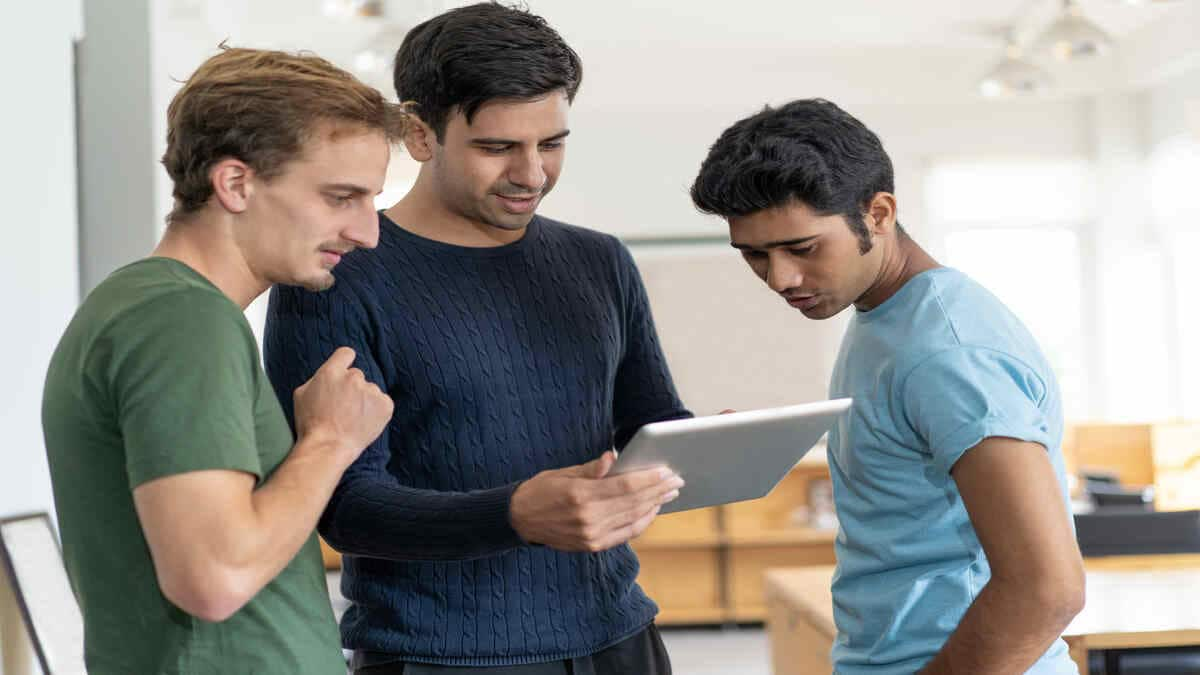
611, 398, 852, 514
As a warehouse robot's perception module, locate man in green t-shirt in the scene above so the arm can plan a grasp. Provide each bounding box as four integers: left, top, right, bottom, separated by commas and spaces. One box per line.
41, 47, 406, 674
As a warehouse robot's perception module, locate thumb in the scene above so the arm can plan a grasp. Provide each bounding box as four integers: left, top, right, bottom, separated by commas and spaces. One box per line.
581, 449, 617, 479
319, 346, 357, 374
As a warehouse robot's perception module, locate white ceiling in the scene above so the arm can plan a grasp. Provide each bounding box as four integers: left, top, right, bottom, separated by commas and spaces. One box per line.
161, 0, 1195, 104
179, 0, 1179, 49
536, 0, 1174, 49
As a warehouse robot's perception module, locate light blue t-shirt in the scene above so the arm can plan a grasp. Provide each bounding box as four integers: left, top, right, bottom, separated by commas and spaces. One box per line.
827, 267, 1077, 675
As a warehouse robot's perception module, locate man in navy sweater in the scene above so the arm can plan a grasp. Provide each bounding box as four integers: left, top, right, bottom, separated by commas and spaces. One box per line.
264, 4, 690, 673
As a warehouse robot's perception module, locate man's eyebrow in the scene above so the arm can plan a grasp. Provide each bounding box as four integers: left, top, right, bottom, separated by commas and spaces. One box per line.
320, 183, 372, 195
730, 235, 819, 250
470, 130, 571, 145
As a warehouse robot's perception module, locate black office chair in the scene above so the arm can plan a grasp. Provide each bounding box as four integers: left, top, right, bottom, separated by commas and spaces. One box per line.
0, 512, 86, 675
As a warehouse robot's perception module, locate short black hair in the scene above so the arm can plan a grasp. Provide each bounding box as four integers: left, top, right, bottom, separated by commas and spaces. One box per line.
392, 2, 583, 141
690, 99, 898, 253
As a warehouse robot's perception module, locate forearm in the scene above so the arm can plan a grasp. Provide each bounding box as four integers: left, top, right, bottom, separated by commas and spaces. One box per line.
919, 577, 1080, 674
319, 478, 525, 561
140, 435, 353, 621
218, 438, 350, 600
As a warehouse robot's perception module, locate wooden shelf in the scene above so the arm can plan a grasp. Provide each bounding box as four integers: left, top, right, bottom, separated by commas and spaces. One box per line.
632, 534, 723, 550
635, 507, 721, 545
636, 546, 723, 623
655, 606, 731, 625
1084, 553, 1200, 571
726, 528, 837, 547
729, 607, 769, 623
637, 527, 837, 549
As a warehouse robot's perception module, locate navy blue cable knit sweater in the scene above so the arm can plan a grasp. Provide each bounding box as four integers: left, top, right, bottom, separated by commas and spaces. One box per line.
263, 213, 691, 666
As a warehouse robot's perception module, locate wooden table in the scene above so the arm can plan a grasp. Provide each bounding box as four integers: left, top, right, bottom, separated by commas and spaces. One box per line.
763, 566, 836, 675
765, 558, 1200, 675
1063, 557, 1200, 674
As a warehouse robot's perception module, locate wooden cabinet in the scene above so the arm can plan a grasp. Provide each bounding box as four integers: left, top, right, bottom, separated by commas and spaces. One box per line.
1070, 422, 1200, 511
635, 546, 725, 624
724, 458, 837, 622
633, 452, 838, 624
630, 507, 725, 624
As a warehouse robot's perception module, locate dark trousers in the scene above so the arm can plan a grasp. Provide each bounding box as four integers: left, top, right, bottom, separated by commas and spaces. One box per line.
352, 624, 671, 675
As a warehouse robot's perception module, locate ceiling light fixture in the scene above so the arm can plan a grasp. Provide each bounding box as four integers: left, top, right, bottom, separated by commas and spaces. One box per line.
322, 0, 383, 19
1034, 0, 1115, 61
979, 32, 1053, 98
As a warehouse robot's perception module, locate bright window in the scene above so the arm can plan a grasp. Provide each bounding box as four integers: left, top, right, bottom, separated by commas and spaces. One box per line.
944, 228, 1088, 420
927, 159, 1092, 419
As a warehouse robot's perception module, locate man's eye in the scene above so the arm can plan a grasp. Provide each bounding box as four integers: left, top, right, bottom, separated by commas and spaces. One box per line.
742, 250, 767, 260
789, 246, 814, 256
540, 142, 563, 151
480, 146, 508, 155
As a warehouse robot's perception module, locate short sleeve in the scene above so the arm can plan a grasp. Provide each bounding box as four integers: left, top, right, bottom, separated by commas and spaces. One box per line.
900, 346, 1051, 476
108, 289, 264, 487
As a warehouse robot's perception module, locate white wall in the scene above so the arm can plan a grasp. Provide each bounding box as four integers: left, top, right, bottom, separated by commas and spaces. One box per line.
633, 245, 849, 414
0, 1, 83, 672
0, 0, 81, 533
547, 97, 1091, 242
78, 0, 159, 294
1144, 62, 1200, 421
1145, 65, 1200, 148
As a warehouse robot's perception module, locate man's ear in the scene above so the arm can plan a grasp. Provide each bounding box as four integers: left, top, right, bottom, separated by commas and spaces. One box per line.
864, 192, 898, 235
403, 116, 437, 162
209, 158, 253, 214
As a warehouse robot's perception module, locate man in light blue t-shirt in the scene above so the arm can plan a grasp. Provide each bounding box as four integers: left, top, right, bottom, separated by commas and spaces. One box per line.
690, 99, 1085, 675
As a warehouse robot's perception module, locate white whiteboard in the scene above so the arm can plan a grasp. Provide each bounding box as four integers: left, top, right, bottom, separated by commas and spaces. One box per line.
631, 243, 849, 416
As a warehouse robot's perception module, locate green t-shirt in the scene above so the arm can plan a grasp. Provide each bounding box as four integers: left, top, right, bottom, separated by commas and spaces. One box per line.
42, 258, 344, 674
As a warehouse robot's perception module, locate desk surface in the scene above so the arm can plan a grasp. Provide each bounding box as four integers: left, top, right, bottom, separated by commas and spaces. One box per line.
764, 566, 836, 637
765, 559, 1200, 674
1066, 567, 1200, 649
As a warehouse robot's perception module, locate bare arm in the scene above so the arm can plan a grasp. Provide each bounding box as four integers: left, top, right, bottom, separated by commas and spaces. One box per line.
133, 347, 392, 622
134, 439, 344, 621
919, 437, 1085, 674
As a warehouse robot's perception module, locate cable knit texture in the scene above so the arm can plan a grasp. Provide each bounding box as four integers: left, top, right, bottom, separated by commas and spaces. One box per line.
263, 213, 691, 666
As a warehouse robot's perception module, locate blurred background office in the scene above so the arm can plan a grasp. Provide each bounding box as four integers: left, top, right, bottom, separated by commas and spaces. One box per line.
3, 1, 1200, 674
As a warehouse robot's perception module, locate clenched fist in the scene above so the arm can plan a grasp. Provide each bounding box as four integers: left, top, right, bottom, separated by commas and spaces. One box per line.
292, 347, 393, 464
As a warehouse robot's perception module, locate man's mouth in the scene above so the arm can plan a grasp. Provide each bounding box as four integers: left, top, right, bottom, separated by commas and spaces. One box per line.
494, 193, 540, 214
319, 248, 352, 266
785, 294, 820, 311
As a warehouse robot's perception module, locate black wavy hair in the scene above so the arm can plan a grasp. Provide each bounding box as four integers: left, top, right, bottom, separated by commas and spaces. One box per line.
392, 2, 583, 141
690, 99, 899, 253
